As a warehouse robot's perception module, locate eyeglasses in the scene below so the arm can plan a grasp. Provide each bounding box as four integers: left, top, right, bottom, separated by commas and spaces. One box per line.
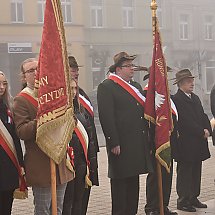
24, 68, 37, 74
120, 64, 135, 68
0, 81, 7, 87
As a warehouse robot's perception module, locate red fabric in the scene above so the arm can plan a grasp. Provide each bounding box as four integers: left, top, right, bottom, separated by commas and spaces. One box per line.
0, 135, 27, 191
109, 75, 145, 107
79, 96, 94, 117
144, 20, 173, 151
74, 127, 90, 168
18, 92, 38, 108
36, 0, 68, 121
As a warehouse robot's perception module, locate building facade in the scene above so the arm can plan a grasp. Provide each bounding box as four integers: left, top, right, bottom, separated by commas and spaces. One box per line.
0, 0, 215, 115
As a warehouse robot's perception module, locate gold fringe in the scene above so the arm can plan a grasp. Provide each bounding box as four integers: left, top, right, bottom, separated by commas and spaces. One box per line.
144, 113, 156, 124
66, 159, 75, 177
155, 141, 171, 173
85, 175, 92, 188
13, 189, 28, 200
36, 108, 75, 164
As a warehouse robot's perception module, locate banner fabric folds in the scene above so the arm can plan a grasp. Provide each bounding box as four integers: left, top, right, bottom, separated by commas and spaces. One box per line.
35, 0, 75, 164
144, 18, 173, 172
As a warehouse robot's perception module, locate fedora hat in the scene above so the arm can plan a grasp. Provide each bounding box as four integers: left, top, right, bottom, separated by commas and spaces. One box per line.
68, 56, 83, 68
172, 68, 196, 85
109, 52, 136, 73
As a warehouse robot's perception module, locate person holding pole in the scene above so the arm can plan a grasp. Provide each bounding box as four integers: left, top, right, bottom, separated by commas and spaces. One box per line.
144, 113, 178, 215
97, 51, 152, 215
13, 58, 74, 215
172, 69, 211, 212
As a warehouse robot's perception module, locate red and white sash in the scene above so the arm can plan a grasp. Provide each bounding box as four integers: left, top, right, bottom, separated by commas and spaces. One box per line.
74, 119, 92, 187
0, 119, 27, 198
79, 95, 94, 118
18, 87, 38, 108
109, 73, 145, 107
74, 119, 89, 163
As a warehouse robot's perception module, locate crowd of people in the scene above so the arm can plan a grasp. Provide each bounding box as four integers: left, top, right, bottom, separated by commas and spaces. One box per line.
0, 52, 214, 215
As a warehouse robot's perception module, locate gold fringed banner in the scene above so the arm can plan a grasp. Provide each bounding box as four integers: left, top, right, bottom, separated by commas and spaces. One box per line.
35, 0, 75, 164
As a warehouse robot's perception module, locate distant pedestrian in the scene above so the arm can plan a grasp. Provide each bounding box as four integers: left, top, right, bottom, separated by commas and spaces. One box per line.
172, 69, 211, 212
0, 71, 25, 215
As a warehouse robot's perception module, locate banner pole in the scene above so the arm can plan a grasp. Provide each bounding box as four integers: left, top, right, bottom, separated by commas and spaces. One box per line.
151, 1, 164, 214
156, 160, 164, 215
50, 159, 57, 215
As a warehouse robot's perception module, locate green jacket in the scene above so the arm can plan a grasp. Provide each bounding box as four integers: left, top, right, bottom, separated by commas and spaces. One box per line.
97, 78, 152, 179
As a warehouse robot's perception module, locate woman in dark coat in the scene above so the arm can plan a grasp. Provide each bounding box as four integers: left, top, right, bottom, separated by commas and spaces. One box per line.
0, 71, 24, 215
63, 79, 97, 215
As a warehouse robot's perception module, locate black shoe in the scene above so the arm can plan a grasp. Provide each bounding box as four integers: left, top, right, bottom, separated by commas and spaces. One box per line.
145, 211, 159, 215
177, 204, 196, 212
191, 199, 207, 208
164, 207, 178, 215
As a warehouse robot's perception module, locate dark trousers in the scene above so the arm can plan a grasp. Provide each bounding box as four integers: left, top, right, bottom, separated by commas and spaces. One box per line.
176, 161, 202, 206
145, 160, 173, 213
111, 175, 139, 215
62, 164, 87, 215
0, 189, 14, 215
81, 188, 91, 215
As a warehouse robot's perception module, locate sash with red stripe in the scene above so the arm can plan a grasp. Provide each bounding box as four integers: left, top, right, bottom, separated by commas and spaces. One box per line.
74, 119, 89, 165
108, 73, 145, 107
79, 95, 94, 117
18, 88, 38, 108
74, 119, 92, 187
108, 75, 178, 119
0, 119, 27, 198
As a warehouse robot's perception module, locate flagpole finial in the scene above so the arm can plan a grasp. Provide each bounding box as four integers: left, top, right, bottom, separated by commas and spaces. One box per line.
151, 0, 157, 36
151, 0, 158, 18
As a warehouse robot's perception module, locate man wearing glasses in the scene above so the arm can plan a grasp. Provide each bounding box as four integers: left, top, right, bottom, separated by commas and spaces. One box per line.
97, 52, 152, 215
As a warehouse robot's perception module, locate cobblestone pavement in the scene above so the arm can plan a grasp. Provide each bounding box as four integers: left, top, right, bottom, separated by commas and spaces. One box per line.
12, 140, 215, 215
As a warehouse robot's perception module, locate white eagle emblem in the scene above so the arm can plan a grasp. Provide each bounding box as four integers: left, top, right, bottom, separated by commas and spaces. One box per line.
155, 91, 165, 110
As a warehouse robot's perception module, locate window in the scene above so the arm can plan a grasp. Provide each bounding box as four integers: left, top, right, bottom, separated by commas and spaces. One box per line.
90, 0, 103, 28
205, 15, 213, 40
157, 0, 163, 27
61, 0, 72, 23
37, 0, 45, 23
11, 0, 24, 23
179, 14, 189, 40
122, 0, 134, 28
205, 60, 215, 93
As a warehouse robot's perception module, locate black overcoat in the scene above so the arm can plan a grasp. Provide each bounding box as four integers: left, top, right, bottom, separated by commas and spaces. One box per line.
97, 79, 152, 179
172, 89, 211, 162
0, 100, 24, 191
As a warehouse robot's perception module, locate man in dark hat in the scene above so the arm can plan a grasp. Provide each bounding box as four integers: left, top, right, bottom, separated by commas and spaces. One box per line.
66, 56, 99, 215
172, 69, 211, 212
97, 51, 153, 215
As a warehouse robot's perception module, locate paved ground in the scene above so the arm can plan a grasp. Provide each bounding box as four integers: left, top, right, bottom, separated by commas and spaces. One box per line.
12, 138, 215, 215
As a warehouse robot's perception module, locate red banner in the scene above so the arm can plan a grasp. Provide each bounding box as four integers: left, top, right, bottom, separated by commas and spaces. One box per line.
35, 0, 75, 164
144, 18, 173, 172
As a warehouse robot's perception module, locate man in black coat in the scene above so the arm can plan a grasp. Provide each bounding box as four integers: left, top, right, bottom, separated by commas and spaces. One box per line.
97, 52, 152, 215
210, 84, 215, 117
210, 84, 215, 145
172, 69, 211, 212
68, 56, 99, 215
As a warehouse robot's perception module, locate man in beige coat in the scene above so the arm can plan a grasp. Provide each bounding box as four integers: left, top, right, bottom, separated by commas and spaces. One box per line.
13, 58, 74, 215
